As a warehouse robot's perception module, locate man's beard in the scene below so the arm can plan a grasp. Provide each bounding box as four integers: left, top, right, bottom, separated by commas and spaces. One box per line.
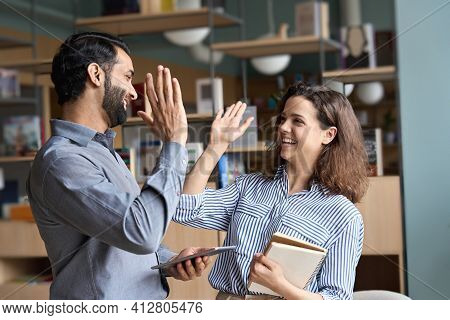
102, 72, 128, 128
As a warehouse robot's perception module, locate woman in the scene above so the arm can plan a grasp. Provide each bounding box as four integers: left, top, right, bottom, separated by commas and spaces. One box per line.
173, 82, 369, 300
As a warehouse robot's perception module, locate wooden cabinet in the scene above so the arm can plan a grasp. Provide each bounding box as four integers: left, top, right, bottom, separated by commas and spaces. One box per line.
0, 221, 50, 300
355, 176, 405, 293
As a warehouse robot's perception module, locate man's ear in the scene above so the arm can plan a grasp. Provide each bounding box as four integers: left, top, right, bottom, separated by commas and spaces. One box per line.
87, 63, 103, 87
322, 126, 337, 145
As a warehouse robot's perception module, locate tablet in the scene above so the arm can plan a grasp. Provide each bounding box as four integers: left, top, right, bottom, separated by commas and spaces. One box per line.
151, 246, 237, 270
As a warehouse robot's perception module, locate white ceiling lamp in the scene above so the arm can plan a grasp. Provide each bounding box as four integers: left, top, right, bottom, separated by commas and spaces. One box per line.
190, 42, 224, 65
163, 0, 210, 47
250, 0, 291, 75
356, 81, 384, 105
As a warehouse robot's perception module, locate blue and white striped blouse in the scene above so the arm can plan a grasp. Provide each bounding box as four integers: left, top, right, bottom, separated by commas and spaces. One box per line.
173, 166, 364, 300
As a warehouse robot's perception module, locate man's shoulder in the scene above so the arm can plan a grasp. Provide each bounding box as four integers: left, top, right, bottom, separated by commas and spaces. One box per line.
32, 136, 90, 177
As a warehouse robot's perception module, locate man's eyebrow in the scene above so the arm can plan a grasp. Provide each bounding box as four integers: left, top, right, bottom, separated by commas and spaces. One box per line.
127, 70, 135, 76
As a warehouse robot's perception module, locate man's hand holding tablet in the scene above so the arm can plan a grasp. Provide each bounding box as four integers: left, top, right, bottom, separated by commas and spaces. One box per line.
152, 246, 236, 281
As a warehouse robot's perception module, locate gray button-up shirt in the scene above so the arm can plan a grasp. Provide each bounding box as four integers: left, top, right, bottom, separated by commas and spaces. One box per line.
27, 119, 187, 299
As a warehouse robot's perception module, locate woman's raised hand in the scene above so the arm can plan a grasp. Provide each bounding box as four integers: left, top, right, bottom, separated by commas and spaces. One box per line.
209, 101, 254, 149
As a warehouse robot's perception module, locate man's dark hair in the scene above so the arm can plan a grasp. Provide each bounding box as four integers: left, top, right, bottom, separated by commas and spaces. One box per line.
51, 32, 130, 105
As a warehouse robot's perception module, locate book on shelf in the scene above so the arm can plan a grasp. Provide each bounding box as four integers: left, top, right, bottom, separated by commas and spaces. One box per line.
248, 232, 328, 297
0, 180, 18, 219
0, 68, 20, 98
2, 203, 34, 222
2, 115, 41, 156
217, 153, 245, 189
295, 1, 330, 39
186, 142, 204, 172
115, 147, 136, 177
363, 128, 383, 176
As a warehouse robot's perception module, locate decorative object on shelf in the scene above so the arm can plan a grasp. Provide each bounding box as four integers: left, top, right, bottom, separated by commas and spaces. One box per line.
190, 43, 224, 65
382, 110, 396, 145
102, 0, 140, 15
340, 23, 376, 69
2, 115, 41, 156
0, 68, 20, 98
339, 0, 376, 69
0, 180, 18, 218
217, 153, 245, 189
355, 110, 369, 127
250, 1, 291, 75
115, 147, 137, 177
186, 142, 204, 172
250, 23, 291, 75
230, 106, 258, 149
363, 128, 383, 176
2, 203, 34, 222
356, 81, 384, 105
196, 77, 223, 114
163, 0, 210, 46
325, 80, 354, 97
0, 168, 3, 190
123, 126, 161, 183
295, 0, 329, 39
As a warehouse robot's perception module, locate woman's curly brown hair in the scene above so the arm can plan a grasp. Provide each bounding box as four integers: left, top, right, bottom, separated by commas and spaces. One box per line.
273, 81, 369, 203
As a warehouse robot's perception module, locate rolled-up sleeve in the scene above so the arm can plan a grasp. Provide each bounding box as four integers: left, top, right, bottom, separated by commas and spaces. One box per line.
173, 178, 241, 231
42, 142, 187, 255
317, 216, 364, 300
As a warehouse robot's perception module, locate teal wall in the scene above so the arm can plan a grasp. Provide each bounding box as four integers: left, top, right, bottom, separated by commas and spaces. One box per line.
395, 0, 450, 299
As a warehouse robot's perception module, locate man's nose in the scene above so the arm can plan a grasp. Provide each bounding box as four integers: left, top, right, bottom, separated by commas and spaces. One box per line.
129, 86, 138, 100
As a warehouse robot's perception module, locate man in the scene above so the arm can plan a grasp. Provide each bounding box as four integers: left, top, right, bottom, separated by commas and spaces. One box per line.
27, 32, 209, 299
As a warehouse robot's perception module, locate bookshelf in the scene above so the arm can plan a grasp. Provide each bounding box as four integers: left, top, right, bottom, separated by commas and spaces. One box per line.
0, 59, 52, 75
0, 36, 32, 50
211, 36, 341, 58
0, 221, 50, 300
322, 66, 396, 83
75, 8, 241, 35
0, 156, 35, 163
0, 97, 38, 106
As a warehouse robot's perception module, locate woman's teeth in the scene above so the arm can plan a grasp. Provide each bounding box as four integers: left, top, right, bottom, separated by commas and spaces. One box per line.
282, 138, 297, 145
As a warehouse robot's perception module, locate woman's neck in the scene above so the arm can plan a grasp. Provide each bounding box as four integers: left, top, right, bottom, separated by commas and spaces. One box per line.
286, 162, 313, 195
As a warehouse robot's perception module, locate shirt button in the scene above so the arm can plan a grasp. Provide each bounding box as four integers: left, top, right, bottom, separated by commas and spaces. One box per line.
182, 159, 187, 165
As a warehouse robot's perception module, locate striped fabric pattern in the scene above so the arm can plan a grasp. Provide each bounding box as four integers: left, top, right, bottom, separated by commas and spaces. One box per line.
174, 166, 364, 300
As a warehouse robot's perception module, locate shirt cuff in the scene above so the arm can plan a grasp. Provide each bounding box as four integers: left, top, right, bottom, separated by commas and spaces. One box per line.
157, 141, 188, 174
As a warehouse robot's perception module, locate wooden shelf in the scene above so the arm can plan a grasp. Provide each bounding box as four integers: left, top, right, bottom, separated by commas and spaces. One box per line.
0, 156, 35, 163
76, 8, 241, 35
227, 141, 268, 153
0, 281, 50, 300
124, 113, 214, 126
0, 59, 52, 74
322, 66, 396, 83
0, 221, 47, 258
211, 36, 341, 58
0, 97, 38, 105
0, 36, 32, 50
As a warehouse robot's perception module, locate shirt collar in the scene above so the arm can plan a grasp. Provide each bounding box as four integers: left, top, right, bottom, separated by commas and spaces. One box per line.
273, 164, 322, 193
50, 119, 116, 147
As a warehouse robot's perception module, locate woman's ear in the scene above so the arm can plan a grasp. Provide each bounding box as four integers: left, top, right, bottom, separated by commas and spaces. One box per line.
87, 63, 103, 87
322, 126, 337, 145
